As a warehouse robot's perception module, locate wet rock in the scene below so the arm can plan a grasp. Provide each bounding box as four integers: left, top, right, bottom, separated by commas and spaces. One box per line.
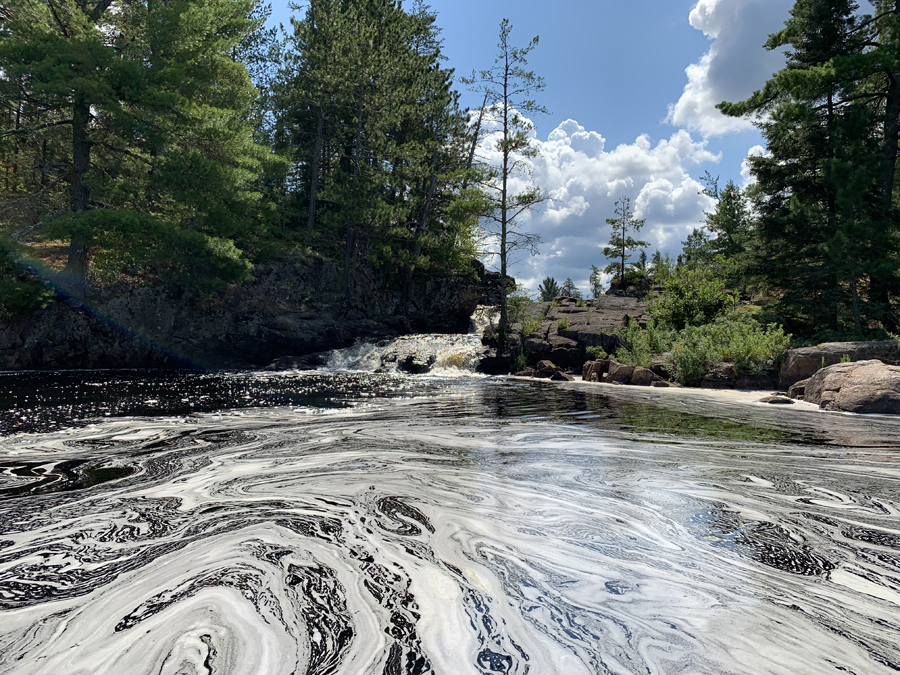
788, 378, 809, 400
759, 396, 794, 405
778, 340, 900, 389
534, 360, 560, 378
265, 352, 330, 370
551, 371, 575, 381
735, 371, 778, 390
607, 362, 635, 384
515, 369, 535, 377
650, 380, 671, 388
630, 366, 662, 386
803, 360, 900, 414
582, 359, 609, 381
701, 365, 736, 389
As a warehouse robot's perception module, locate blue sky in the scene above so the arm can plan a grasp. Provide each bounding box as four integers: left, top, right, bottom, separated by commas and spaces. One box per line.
267, 0, 796, 294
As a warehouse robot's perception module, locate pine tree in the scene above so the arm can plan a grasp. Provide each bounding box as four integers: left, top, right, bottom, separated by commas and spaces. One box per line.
538, 276, 561, 301
603, 196, 648, 288
719, 0, 880, 333
464, 18, 546, 339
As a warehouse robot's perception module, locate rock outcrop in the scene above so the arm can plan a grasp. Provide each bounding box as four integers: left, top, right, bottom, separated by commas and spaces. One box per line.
778, 340, 900, 389
517, 296, 650, 371
0, 255, 494, 370
800, 360, 900, 414
580, 360, 663, 386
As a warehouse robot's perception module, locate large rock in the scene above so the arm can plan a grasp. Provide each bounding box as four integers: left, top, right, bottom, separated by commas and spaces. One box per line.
607, 362, 635, 384
803, 360, 900, 414
534, 360, 560, 378
779, 341, 900, 389
582, 360, 610, 381
630, 366, 662, 386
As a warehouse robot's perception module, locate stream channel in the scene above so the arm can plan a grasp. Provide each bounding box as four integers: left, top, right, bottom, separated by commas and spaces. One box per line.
0, 335, 899, 674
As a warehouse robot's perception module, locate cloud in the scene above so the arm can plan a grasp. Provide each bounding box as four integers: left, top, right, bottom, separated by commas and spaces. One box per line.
476, 115, 719, 296
666, 0, 792, 137
741, 144, 768, 186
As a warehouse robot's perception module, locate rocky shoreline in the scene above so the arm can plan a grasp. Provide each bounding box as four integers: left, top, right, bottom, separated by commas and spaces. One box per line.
0, 255, 505, 371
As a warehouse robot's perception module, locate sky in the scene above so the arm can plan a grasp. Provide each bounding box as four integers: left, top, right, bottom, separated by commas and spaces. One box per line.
267, 0, 797, 295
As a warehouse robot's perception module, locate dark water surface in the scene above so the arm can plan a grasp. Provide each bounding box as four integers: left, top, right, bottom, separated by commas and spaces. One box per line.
0, 370, 899, 674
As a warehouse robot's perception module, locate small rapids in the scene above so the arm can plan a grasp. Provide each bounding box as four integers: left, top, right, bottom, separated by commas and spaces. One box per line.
1, 371, 900, 674
322, 305, 499, 375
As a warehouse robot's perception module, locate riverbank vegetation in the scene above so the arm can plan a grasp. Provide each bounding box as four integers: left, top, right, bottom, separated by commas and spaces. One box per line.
0, 0, 502, 320
3, 0, 900, 353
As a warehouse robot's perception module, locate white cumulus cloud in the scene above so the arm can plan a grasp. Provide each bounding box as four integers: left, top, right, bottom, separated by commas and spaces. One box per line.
666, 0, 792, 137
476, 115, 720, 296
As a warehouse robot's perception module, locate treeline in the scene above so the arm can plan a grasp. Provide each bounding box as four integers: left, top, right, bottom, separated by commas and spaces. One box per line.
0, 0, 484, 315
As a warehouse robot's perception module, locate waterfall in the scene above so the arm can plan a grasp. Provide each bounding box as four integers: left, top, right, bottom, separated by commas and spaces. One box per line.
322, 306, 498, 375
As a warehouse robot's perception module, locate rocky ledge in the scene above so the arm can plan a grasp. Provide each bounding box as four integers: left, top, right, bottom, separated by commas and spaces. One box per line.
788, 360, 900, 414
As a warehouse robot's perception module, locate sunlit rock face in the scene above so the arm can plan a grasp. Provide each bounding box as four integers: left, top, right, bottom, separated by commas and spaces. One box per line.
1, 374, 899, 674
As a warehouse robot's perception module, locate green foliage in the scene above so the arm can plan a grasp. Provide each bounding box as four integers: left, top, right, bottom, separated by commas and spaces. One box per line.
557, 317, 570, 331
603, 196, 648, 287
589, 265, 605, 298
560, 278, 582, 299
585, 346, 607, 360
616, 315, 790, 385
841, 353, 851, 363
718, 0, 900, 334
616, 320, 673, 368
576, 298, 585, 307
512, 352, 528, 372
649, 265, 733, 330
0, 241, 54, 317
48, 210, 252, 292
538, 276, 561, 301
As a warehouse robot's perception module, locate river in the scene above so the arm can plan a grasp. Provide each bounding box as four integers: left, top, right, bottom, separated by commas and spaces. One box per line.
0, 366, 899, 674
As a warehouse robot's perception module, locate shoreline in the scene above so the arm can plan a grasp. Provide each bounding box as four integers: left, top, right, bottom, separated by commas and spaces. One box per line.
508, 374, 823, 412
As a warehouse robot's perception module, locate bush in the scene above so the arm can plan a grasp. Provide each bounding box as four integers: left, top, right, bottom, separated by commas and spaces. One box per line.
46, 209, 253, 292
557, 317, 570, 331
650, 265, 734, 329
513, 352, 528, 372
615, 320, 673, 367
0, 241, 54, 318
586, 346, 607, 360
521, 313, 542, 336
615, 315, 790, 385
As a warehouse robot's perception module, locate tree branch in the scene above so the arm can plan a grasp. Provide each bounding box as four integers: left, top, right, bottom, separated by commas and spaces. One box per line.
0, 119, 73, 138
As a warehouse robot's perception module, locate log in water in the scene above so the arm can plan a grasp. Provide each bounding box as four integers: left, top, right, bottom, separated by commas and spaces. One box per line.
0, 373, 899, 674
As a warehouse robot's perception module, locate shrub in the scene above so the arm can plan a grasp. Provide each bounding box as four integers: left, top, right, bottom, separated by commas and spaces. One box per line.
649, 265, 733, 330
586, 346, 607, 360
0, 241, 54, 318
614, 315, 790, 385
513, 353, 528, 372
557, 317, 570, 331
521, 313, 542, 336
615, 320, 673, 368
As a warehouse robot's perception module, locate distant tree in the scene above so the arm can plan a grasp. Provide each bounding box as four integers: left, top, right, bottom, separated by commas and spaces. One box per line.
538, 276, 561, 301
603, 196, 648, 287
649, 250, 674, 283
464, 19, 546, 339
560, 277, 582, 298
589, 265, 605, 298
635, 250, 648, 273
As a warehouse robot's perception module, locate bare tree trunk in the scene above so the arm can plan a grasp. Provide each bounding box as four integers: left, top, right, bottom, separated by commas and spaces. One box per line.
64, 94, 91, 287
498, 56, 510, 340
461, 92, 489, 192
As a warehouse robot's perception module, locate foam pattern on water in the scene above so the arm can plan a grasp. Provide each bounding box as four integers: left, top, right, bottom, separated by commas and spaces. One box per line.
1, 389, 900, 674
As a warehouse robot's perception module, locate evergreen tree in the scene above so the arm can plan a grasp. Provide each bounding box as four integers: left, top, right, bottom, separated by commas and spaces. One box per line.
538, 276, 561, 302
603, 196, 648, 288
589, 265, 604, 298
719, 0, 884, 333
464, 18, 545, 339
273, 0, 479, 303
0, 0, 270, 290
560, 277, 582, 299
